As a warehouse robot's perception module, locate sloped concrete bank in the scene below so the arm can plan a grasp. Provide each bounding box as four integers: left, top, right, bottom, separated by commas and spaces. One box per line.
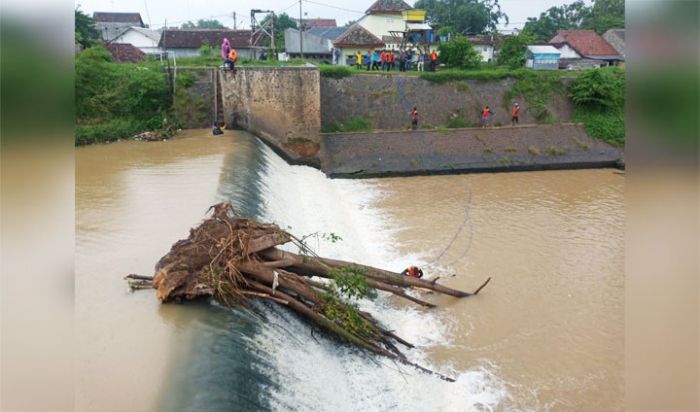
320, 123, 623, 178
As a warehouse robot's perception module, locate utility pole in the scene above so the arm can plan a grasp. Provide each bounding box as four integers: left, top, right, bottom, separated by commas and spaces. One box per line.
233, 12, 237, 29
299, 0, 303, 60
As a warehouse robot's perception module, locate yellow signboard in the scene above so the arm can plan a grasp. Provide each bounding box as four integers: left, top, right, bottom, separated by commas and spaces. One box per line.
402, 9, 427, 22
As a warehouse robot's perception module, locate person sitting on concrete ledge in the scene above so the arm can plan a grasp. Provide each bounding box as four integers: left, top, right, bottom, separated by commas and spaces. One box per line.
212, 124, 224, 136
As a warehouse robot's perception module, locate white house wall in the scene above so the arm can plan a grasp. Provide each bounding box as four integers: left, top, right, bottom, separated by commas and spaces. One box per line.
556, 44, 580, 59
357, 14, 406, 38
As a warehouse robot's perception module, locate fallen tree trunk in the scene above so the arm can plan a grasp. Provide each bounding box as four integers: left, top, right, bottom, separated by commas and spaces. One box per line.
128, 202, 491, 382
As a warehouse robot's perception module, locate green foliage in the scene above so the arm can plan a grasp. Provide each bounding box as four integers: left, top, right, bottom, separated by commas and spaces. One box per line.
504, 71, 562, 122
260, 13, 297, 51
330, 266, 371, 300
522, 0, 624, 41
414, 0, 508, 34
75, 45, 170, 144
446, 117, 469, 128
181, 19, 226, 29
75, 7, 100, 49
496, 33, 536, 69
320, 65, 353, 79
574, 107, 624, 146
321, 293, 377, 338
419, 67, 529, 83
321, 117, 372, 133
569, 68, 624, 110
437, 36, 482, 69
197, 41, 212, 57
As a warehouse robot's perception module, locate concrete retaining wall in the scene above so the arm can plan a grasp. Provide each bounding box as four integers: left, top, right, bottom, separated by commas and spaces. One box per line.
320, 74, 575, 130
320, 123, 623, 177
220, 67, 321, 164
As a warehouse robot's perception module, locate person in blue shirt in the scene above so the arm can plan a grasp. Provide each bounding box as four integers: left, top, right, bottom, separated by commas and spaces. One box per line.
371, 50, 380, 70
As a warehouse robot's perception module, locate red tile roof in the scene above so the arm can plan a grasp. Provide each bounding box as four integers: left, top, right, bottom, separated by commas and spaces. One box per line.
365, 0, 412, 15
159, 29, 259, 49
106, 43, 147, 62
300, 18, 337, 28
549, 30, 620, 59
93, 12, 144, 26
333, 24, 385, 48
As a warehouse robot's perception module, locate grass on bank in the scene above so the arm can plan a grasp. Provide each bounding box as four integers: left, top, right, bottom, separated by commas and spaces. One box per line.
321, 116, 372, 133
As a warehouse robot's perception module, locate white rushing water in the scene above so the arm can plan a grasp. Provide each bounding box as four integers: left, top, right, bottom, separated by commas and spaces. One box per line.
238, 145, 509, 411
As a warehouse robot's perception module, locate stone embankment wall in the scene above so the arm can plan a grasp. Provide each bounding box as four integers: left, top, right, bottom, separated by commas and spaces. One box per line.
320, 74, 575, 130
220, 67, 321, 164
321, 123, 623, 178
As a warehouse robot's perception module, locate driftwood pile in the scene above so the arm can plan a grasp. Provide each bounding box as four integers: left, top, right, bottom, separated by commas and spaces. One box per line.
126, 203, 490, 381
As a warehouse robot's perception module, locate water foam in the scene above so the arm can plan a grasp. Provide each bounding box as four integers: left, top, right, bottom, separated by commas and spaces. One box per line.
248, 144, 508, 411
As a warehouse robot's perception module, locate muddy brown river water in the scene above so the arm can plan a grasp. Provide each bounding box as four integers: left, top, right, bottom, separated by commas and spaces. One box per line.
76, 129, 624, 411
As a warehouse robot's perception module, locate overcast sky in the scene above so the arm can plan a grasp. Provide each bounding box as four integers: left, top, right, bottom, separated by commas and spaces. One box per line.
76, 0, 590, 32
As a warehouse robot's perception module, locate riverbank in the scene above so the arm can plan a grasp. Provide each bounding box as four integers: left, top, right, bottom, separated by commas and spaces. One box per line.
321, 123, 623, 178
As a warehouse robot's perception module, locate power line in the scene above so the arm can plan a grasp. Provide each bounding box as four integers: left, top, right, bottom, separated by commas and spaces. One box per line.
302, 0, 365, 15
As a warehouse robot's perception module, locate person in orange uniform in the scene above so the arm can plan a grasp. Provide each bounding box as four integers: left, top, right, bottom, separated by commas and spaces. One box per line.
401, 265, 424, 278
228, 48, 237, 70
482, 105, 493, 128
429, 49, 438, 71
511, 102, 520, 125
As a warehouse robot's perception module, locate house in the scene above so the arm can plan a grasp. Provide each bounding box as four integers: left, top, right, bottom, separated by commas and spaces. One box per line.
332, 24, 385, 66
525, 45, 560, 70
158, 29, 259, 59
357, 0, 413, 40
466, 35, 495, 62
284, 27, 345, 60
293, 18, 337, 29
93, 12, 146, 42
548, 30, 622, 69
602, 29, 625, 61
110, 26, 161, 55
106, 43, 148, 63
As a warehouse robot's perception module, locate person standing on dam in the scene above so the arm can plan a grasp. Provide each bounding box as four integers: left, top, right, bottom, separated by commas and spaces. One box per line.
511, 103, 520, 125
355, 51, 362, 70
221, 38, 231, 69
410, 107, 419, 130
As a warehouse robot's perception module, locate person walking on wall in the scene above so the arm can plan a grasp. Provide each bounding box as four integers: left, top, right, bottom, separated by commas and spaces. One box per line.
417, 52, 425, 72
511, 103, 520, 126
482, 105, 493, 128
355, 50, 362, 70
410, 107, 419, 130
221, 38, 231, 69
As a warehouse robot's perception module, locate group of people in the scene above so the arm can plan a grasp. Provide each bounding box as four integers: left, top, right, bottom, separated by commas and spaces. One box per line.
221, 38, 237, 71
479, 103, 520, 128
354, 49, 438, 72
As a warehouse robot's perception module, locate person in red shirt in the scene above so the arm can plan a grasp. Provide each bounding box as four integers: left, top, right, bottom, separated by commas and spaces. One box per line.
430, 50, 438, 71
410, 106, 418, 130
401, 265, 424, 278
511, 103, 520, 125
481, 105, 493, 128
380, 50, 387, 71
388, 50, 395, 71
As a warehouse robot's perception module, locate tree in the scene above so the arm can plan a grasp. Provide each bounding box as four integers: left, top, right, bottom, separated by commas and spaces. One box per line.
342, 19, 357, 29
522, 0, 624, 42
437, 36, 482, 69
496, 32, 536, 68
75, 7, 100, 49
181, 19, 226, 29
522, 0, 589, 42
583, 0, 625, 34
259, 13, 297, 51
414, 0, 508, 34
569, 68, 624, 110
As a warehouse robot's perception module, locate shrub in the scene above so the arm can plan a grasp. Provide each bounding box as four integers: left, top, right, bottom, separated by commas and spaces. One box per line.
496, 33, 536, 69
321, 116, 371, 133
437, 36, 482, 69
569, 68, 624, 110
320, 65, 353, 79
420, 67, 528, 83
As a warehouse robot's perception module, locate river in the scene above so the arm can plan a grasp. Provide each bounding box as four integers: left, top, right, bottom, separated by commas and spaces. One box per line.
76, 129, 624, 411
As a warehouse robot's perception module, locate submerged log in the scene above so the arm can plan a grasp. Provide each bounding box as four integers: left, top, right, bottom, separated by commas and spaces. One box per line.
131, 202, 491, 382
